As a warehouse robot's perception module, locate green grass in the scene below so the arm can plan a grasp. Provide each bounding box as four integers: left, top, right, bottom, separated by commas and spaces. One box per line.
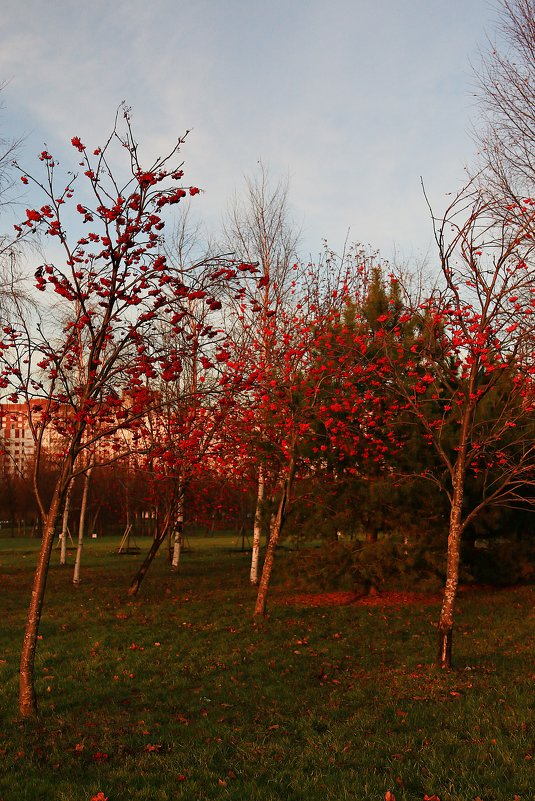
0, 539, 533, 801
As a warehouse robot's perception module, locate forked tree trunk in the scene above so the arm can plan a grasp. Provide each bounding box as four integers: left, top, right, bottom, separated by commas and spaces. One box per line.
73, 463, 93, 585
19, 486, 63, 718
254, 454, 295, 618
59, 480, 73, 565
250, 467, 265, 585
171, 497, 184, 570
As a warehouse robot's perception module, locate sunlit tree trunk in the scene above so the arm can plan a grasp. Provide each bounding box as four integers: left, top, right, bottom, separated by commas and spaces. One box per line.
250, 467, 265, 585
19, 485, 63, 718
254, 452, 295, 618
73, 462, 93, 585
438, 460, 466, 669
59, 479, 73, 565
437, 394, 472, 669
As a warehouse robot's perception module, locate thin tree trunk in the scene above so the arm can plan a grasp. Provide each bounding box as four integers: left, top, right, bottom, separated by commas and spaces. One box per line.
128, 518, 170, 596
254, 453, 295, 618
19, 486, 63, 718
89, 503, 101, 537
171, 496, 184, 570
437, 387, 473, 669
250, 467, 265, 585
59, 479, 73, 565
73, 463, 93, 585
437, 466, 465, 669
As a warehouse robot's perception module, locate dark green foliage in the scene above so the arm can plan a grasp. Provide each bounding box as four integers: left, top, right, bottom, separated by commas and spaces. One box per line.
463, 535, 535, 586
282, 532, 447, 594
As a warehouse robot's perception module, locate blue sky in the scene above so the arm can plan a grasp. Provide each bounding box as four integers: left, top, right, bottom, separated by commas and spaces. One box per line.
1, 0, 499, 264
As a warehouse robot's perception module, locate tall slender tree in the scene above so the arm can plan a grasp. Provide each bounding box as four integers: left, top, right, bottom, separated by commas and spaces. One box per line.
224, 164, 299, 585
1, 108, 255, 717
475, 0, 535, 198
380, 184, 535, 667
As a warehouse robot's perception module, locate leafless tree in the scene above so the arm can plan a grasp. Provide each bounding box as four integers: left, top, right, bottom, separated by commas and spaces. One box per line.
474, 0, 535, 198
223, 164, 300, 585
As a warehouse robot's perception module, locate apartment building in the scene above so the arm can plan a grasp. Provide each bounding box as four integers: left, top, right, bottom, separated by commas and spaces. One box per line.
0, 398, 138, 477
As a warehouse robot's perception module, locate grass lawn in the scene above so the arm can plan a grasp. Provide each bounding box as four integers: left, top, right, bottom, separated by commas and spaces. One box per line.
0, 537, 533, 801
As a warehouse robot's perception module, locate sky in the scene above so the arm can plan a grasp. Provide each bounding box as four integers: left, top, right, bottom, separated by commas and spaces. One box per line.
0, 0, 501, 266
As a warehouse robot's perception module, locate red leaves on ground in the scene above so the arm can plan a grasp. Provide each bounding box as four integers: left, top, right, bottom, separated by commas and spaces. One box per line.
281, 591, 441, 608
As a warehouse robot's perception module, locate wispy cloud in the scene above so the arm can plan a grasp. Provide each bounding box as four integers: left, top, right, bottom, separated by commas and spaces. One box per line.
1, 0, 496, 262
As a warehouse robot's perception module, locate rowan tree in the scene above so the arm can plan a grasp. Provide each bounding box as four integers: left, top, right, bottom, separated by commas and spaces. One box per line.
125, 353, 254, 596
380, 184, 535, 667
248, 252, 403, 616
0, 107, 255, 717
223, 164, 299, 585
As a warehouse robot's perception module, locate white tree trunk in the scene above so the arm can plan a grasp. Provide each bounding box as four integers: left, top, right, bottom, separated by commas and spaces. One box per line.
171, 496, 184, 570
250, 467, 265, 585
73, 463, 93, 585
59, 480, 73, 565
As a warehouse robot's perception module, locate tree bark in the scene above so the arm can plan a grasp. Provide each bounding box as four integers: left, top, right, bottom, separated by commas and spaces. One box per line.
59, 479, 73, 565
73, 463, 93, 585
437, 469, 465, 669
437, 386, 474, 670
19, 486, 63, 718
250, 467, 265, 585
128, 518, 170, 596
254, 454, 295, 618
